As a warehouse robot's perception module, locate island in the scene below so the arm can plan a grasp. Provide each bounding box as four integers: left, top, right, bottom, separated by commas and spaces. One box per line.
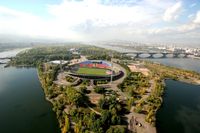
9, 45, 200, 133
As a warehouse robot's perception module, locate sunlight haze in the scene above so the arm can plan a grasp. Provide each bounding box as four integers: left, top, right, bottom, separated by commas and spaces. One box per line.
0, 0, 200, 45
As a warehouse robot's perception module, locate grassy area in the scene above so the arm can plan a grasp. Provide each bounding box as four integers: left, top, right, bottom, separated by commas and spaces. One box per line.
77, 67, 109, 76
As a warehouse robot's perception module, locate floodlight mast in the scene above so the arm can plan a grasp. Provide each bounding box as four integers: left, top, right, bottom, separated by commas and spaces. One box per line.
60, 54, 64, 72
110, 52, 113, 84
60, 60, 62, 71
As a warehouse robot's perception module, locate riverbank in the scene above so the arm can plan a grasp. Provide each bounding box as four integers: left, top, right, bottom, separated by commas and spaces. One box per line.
144, 61, 200, 84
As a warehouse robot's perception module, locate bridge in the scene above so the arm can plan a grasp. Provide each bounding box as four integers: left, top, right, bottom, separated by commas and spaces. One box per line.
123, 52, 192, 58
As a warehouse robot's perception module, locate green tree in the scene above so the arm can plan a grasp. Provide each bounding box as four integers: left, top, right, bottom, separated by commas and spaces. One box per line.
74, 120, 82, 133
106, 126, 126, 133
65, 87, 89, 106
101, 110, 111, 125
94, 86, 106, 94
62, 115, 70, 133
98, 97, 106, 109
79, 86, 88, 93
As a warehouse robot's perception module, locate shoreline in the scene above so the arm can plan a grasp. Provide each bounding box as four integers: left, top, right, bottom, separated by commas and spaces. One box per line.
36, 69, 55, 103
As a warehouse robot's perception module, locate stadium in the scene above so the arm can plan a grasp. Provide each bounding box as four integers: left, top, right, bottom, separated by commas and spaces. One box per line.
68, 60, 123, 80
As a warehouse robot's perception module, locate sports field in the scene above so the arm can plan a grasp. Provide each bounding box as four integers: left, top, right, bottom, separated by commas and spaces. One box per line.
77, 67, 109, 76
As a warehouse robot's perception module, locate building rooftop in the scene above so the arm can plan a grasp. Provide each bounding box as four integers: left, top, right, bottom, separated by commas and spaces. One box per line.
50, 60, 69, 65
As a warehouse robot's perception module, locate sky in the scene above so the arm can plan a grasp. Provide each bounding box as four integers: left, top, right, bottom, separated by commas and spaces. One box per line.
0, 0, 200, 45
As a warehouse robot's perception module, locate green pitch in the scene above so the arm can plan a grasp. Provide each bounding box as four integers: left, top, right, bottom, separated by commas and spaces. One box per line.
77, 67, 108, 76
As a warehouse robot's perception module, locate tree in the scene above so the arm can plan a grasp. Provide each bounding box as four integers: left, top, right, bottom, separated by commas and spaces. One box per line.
65, 87, 89, 106
111, 115, 121, 125
74, 120, 82, 133
91, 119, 103, 133
101, 110, 111, 126
62, 115, 70, 133
94, 86, 106, 94
106, 126, 126, 133
98, 97, 106, 109
79, 86, 88, 93
127, 98, 134, 110
145, 109, 156, 125
134, 104, 143, 113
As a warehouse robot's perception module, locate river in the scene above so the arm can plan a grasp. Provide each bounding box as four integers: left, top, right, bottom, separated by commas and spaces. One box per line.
0, 49, 60, 133
148, 58, 200, 73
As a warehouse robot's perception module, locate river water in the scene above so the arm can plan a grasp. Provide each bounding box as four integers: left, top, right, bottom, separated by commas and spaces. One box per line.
0, 65, 60, 133
0, 49, 60, 133
148, 58, 200, 73
156, 80, 200, 133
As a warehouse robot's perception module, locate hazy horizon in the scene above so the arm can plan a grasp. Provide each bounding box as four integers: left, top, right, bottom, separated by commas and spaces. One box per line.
0, 0, 200, 46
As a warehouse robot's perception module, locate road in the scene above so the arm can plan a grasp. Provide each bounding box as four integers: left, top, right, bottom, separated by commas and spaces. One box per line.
97, 62, 131, 100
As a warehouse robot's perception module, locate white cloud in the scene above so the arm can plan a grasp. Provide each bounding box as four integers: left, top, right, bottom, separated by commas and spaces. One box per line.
193, 11, 200, 24
47, 0, 159, 27
0, 6, 41, 35
163, 1, 182, 22
44, 0, 176, 42
149, 24, 198, 35
0, 5, 82, 40
0, 0, 199, 45
149, 10, 200, 35
0, 0, 164, 41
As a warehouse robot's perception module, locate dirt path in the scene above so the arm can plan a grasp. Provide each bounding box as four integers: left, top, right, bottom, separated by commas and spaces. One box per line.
125, 107, 156, 133
87, 105, 101, 115
54, 72, 71, 86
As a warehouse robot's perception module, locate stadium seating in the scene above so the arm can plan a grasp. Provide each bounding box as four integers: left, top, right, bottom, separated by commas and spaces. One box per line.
79, 60, 111, 69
